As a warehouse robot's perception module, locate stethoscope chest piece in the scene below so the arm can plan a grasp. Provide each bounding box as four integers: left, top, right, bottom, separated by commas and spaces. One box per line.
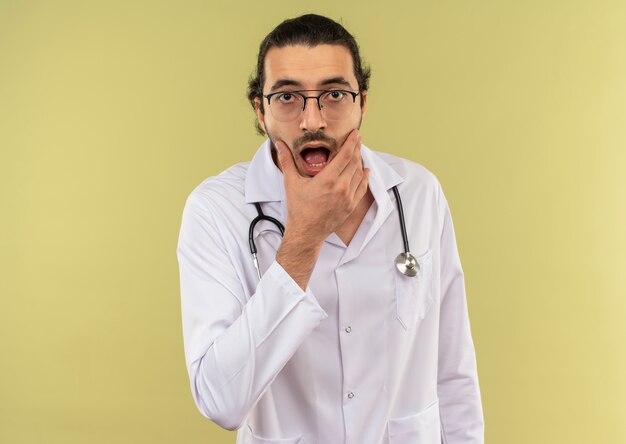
395, 252, 420, 277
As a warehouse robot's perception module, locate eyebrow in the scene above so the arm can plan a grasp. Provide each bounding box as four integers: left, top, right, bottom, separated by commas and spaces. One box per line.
319, 76, 353, 89
268, 79, 302, 92
268, 76, 355, 92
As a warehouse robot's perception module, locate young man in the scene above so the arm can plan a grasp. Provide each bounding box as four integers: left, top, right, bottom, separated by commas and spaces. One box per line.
177, 14, 484, 444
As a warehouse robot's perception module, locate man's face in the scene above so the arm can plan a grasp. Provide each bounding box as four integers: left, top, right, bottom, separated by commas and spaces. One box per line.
255, 44, 367, 177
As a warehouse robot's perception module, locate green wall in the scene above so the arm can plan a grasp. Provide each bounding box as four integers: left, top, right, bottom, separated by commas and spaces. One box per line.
1, 1, 625, 442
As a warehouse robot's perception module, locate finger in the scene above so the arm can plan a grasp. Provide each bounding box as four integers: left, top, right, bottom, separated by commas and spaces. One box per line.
352, 168, 370, 202
275, 140, 298, 180
338, 130, 363, 178
336, 135, 363, 185
346, 137, 364, 176
347, 163, 364, 195
322, 129, 361, 177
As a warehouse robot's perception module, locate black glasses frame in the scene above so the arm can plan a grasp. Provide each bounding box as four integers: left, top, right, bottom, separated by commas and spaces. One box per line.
263, 89, 360, 112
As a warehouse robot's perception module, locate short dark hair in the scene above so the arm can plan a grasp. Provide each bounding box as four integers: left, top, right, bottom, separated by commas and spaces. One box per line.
247, 14, 371, 135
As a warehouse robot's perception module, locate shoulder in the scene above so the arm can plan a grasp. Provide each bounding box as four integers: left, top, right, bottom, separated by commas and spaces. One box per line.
368, 148, 454, 237
370, 149, 442, 195
366, 147, 451, 227
184, 162, 250, 214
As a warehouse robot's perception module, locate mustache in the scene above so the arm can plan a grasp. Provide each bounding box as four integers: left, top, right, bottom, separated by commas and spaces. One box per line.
293, 131, 337, 151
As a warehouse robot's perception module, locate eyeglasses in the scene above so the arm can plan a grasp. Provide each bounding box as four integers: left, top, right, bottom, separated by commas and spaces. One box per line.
263, 89, 360, 122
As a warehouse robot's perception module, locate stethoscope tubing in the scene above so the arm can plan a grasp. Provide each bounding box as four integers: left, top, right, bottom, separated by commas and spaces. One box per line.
249, 185, 418, 280
249, 202, 285, 280
391, 186, 410, 254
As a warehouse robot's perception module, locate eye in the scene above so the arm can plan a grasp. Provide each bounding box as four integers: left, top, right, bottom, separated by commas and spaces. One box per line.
277, 93, 297, 103
326, 90, 346, 102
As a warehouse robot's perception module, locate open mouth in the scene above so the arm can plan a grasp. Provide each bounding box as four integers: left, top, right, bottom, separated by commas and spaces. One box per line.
301, 146, 331, 168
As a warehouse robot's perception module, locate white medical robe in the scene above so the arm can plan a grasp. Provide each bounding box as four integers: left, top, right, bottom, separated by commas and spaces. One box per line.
177, 140, 484, 443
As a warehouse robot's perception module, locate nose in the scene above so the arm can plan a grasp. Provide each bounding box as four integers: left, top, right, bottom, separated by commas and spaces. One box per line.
299, 97, 327, 132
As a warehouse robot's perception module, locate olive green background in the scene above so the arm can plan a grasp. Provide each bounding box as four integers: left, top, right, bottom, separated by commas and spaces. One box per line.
1, 1, 625, 443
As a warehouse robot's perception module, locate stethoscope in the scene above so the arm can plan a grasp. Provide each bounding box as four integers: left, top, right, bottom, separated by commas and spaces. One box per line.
248, 186, 420, 280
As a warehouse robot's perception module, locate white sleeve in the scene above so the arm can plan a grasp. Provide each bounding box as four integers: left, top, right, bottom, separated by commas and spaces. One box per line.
436, 185, 485, 443
177, 193, 328, 431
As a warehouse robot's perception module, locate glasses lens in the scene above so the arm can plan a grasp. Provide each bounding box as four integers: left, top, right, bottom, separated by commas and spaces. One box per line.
319, 90, 355, 120
268, 92, 303, 121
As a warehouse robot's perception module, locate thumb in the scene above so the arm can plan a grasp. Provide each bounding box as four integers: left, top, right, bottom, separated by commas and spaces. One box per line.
275, 140, 297, 178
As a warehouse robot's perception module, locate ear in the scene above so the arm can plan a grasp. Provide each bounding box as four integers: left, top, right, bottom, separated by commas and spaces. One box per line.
359, 91, 368, 119
254, 97, 266, 133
